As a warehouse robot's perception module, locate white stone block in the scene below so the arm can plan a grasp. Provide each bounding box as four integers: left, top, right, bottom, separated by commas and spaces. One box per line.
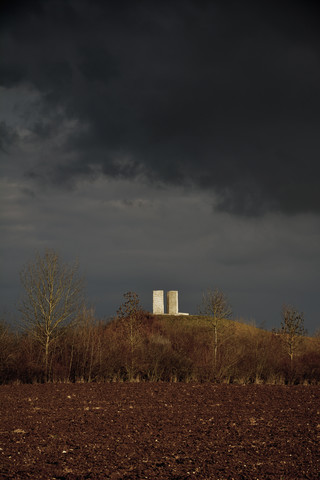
153, 290, 164, 314
167, 290, 178, 315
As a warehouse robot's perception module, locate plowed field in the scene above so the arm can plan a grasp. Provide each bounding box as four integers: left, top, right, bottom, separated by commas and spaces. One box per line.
0, 384, 319, 479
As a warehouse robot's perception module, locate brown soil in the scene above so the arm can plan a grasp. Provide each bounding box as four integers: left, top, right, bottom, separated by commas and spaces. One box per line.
0, 384, 319, 479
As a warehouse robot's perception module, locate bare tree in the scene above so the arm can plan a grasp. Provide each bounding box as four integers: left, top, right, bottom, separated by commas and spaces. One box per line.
275, 304, 306, 365
0, 319, 16, 383
199, 288, 232, 368
19, 249, 85, 380
116, 291, 144, 380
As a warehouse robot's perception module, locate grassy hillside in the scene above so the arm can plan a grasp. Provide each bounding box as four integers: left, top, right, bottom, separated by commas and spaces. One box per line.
0, 312, 319, 384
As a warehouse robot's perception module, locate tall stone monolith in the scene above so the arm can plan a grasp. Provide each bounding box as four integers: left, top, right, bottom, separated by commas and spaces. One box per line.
153, 290, 164, 314
167, 290, 178, 315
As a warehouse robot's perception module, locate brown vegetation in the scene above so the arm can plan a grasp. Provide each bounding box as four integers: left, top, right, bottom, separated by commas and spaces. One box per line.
11, 252, 317, 385
0, 310, 319, 385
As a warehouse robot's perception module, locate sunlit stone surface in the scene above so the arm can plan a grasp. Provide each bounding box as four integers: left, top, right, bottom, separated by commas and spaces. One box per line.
167, 290, 178, 315
153, 290, 164, 314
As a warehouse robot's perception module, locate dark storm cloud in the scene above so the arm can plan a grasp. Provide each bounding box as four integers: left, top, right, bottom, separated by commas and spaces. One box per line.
1, 0, 320, 215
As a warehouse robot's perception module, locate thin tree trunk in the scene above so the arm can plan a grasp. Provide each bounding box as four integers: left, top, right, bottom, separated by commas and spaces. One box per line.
68, 335, 75, 382
213, 324, 218, 369
45, 336, 50, 382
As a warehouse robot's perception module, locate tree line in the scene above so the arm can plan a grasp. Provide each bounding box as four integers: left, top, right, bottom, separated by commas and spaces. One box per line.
0, 249, 319, 384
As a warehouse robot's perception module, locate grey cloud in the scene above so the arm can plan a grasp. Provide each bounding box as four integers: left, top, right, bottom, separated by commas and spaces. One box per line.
0, 122, 18, 152
1, 1, 320, 215
1, 169, 320, 331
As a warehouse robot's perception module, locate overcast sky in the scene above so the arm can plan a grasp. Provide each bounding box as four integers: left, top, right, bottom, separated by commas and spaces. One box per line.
1, 0, 320, 332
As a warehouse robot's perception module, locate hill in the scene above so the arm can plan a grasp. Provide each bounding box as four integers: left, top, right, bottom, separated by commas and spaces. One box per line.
0, 312, 319, 384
